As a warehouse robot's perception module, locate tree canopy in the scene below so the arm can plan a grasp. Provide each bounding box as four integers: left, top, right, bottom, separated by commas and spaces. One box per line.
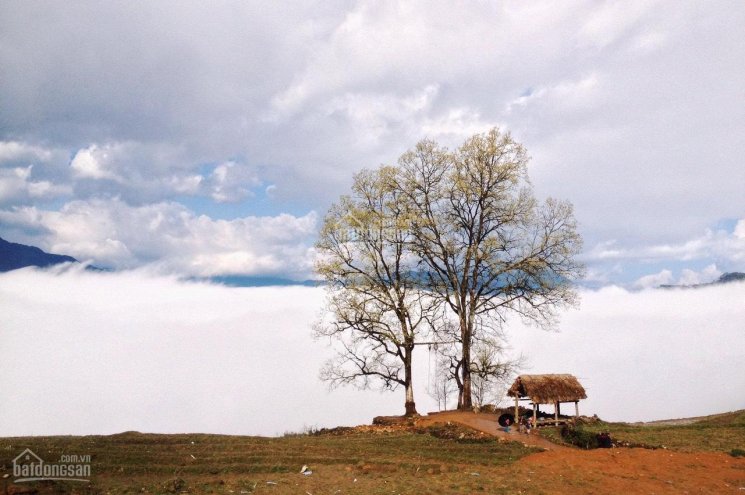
315, 128, 583, 412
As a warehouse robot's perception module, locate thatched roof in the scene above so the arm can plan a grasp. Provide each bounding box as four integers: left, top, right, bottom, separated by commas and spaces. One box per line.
507, 374, 587, 404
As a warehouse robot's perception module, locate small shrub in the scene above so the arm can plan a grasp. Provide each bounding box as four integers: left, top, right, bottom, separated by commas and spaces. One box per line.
730, 448, 745, 458
162, 477, 187, 494
282, 424, 320, 437
560, 424, 601, 449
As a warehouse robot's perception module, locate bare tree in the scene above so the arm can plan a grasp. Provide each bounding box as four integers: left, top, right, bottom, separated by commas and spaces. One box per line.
429, 319, 523, 409
315, 166, 436, 416
427, 349, 457, 411
395, 128, 584, 409
470, 338, 523, 408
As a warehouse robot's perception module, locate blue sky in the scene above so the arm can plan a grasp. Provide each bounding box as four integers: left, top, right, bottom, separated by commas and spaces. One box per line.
1, 1, 744, 287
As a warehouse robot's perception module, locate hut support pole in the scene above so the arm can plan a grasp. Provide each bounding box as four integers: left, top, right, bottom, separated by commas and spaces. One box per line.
514, 397, 519, 423
575, 401, 579, 418
555, 402, 559, 426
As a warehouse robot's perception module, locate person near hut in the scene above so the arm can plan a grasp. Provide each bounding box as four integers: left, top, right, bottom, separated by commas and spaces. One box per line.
518, 415, 527, 434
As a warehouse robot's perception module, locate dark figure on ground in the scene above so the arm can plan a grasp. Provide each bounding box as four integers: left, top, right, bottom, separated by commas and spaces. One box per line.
597, 432, 612, 448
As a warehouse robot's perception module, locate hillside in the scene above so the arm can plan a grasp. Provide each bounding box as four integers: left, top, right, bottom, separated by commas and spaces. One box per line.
0, 236, 79, 272
1, 411, 743, 494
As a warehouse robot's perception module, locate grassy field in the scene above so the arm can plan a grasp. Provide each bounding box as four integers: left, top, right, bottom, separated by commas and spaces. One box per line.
539, 409, 745, 453
2, 411, 743, 494
0, 424, 539, 494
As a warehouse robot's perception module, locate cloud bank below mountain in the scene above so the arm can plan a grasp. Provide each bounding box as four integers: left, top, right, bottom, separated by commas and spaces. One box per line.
0, 268, 743, 436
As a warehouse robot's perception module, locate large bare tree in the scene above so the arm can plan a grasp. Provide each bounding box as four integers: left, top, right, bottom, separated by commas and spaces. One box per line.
396, 128, 583, 409
314, 166, 436, 416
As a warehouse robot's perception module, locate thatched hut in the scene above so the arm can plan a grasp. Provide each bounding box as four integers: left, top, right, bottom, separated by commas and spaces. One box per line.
507, 374, 587, 426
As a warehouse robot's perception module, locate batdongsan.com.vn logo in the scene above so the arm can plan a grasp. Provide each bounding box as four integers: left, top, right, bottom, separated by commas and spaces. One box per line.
12, 448, 91, 483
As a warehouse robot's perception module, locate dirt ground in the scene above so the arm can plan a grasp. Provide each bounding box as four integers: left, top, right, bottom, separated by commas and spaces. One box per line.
422, 411, 745, 494
2, 411, 744, 494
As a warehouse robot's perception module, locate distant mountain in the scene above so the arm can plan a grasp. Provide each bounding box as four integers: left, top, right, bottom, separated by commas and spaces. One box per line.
660, 272, 745, 289
206, 275, 319, 288
717, 272, 745, 284
0, 237, 79, 272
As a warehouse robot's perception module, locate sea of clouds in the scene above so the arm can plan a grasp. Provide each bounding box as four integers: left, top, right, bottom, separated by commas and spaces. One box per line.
1, 267, 743, 436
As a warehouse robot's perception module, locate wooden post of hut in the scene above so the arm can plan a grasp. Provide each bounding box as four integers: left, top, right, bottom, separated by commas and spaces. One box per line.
506, 374, 587, 429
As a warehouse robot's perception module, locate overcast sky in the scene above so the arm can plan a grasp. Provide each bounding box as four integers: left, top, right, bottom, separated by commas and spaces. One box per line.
1, 1, 744, 286
2, 3, 745, 434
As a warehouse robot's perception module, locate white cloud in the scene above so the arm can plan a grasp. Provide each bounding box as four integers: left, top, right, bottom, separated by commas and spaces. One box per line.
167, 174, 203, 195
505, 282, 745, 422
576, 1, 657, 51
0, 165, 71, 204
632, 264, 723, 289
629, 30, 668, 54
70, 144, 123, 181
505, 73, 601, 116
588, 223, 745, 270
207, 161, 260, 203
633, 269, 674, 289
0, 269, 411, 435
1, 1, 744, 284
0, 141, 54, 163
678, 264, 721, 286
66, 141, 265, 204
421, 108, 499, 142
0, 269, 743, 435
324, 85, 439, 146
0, 198, 317, 277
735, 219, 745, 239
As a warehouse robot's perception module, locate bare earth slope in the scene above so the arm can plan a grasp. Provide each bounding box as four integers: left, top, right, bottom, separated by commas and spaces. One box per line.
418, 410, 569, 451
421, 410, 745, 494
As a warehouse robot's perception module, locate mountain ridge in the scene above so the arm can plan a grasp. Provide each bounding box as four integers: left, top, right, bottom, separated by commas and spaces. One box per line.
0, 236, 79, 272
660, 272, 745, 289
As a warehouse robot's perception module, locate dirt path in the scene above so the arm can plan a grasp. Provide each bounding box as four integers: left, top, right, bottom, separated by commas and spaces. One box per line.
420, 411, 745, 493
419, 410, 569, 451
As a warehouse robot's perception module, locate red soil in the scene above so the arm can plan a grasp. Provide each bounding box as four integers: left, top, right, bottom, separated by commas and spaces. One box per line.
421, 411, 745, 494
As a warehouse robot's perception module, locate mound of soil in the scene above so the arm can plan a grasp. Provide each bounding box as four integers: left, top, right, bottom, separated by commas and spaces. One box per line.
415, 422, 494, 443
372, 415, 418, 426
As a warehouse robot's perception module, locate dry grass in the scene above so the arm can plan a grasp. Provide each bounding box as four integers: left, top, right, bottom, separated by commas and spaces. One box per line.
3, 411, 743, 494
539, 409, 745, 453
0, 426, 539, 494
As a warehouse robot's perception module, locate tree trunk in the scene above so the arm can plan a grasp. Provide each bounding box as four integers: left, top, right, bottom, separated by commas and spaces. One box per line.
404, 346, 417, 416
459, 322, 473, 409
460, 362, 472, 409
458, 313, 473, 410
